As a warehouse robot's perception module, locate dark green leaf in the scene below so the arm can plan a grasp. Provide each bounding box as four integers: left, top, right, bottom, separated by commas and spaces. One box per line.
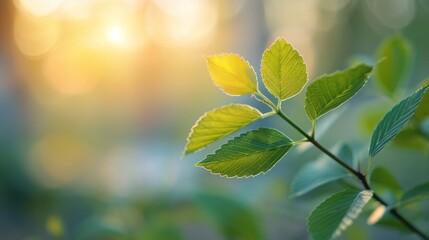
305, 64, 372, 120
307, 190, 373, 240
376, 35, 412, 96
291, 144, 353, 197
196, 128, 293, 178
369, 86, 429, 158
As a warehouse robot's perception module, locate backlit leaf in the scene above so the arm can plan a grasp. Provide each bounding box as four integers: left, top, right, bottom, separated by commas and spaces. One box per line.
307, 190, 373, 240
196, 128, 293, 178
305, 64, 372, 121
261, 38, 307, 100
185, 104, 262, 154
206, 54, 258, 96
291, 144, 353, 197
369, 86, 429, 158
376, 35, 412, 96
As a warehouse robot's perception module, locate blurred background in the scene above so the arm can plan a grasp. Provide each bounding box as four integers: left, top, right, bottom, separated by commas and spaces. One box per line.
0, 0, 429, 239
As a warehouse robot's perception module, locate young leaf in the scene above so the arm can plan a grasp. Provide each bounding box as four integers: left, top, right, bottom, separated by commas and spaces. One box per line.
261, 38, 307, 101
376, 35, 412, 96
307, 190, 373, 240
400, 182, 429, 207
185, 104, 262, 154
291, 144, 353, 197
305, 64, 372, 121
206, 54, 258, 96
369, 86, 429, 158
196, 128, 293, 178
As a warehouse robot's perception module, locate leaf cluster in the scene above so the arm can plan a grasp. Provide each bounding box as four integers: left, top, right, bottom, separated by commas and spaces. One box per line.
184, 36, 429, 239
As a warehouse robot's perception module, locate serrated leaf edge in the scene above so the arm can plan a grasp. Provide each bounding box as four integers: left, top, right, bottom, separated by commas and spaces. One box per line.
196, 127, 293, 179
304, 64, 372, 121
206, 53, 258, 96
261, 37, 308, 101
184, 103, 262, 155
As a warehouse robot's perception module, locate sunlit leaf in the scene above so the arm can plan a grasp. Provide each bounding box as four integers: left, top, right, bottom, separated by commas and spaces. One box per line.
206, 54, 258, 96
291, 144, 353, 197
261, 37, 307, 100
414, 79, 429, 121
196, 128, 293, 178
185, 104, 262, 154
307, 190, 373, 240
195, 192, 263, 240
369, 86, 429, 158
305, 64, 372, 121
376, 35, 412, 96
399, 182, 429, 207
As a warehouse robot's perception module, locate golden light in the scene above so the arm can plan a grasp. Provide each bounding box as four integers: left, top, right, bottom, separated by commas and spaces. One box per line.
43, 41, 100, 95
146, 0, 218, 47
107, 25, 126, 44
17, 0, 64, 16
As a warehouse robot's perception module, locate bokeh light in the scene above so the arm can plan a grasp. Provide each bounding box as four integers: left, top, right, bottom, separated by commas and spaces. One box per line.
13, 12, 60, 57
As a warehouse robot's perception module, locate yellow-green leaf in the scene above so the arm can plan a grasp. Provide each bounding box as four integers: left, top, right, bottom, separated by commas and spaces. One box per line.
261, 38, 307, 100
206, 54, 258, 96
197, 128, 293, 178
185, 104, 262, 154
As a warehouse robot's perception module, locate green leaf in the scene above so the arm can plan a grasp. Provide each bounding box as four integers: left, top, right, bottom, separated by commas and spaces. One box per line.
414, 79, 429, 122
261, 37, 307, 101
307, 190, 373, 240
196, 128, 293, 178
185, 104, 262, 154
291, 144, 353, 197
369, 86, 429, 158
206, 54, 258, 96
305, 64, 372, 121
400, 182, 429, 206
376, 35, 412, 96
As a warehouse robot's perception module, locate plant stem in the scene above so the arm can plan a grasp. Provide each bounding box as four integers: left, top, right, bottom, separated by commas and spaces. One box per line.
276, 110, 429, 240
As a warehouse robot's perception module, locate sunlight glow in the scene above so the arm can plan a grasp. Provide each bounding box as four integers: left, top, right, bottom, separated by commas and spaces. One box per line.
18, 0, 64, 16
107, 25, 126, 44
